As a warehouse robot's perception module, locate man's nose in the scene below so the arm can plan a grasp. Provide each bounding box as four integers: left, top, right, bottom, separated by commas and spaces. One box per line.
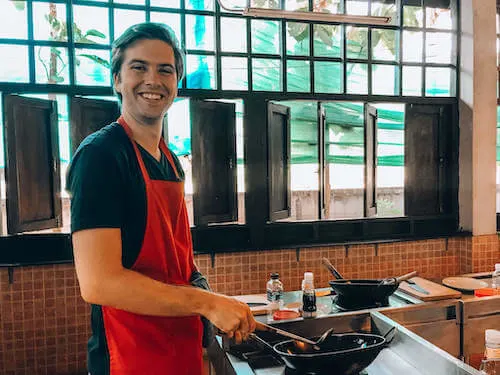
144, 69, 161, 85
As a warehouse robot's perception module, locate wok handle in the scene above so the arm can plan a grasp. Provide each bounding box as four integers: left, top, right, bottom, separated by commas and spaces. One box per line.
383, 326, 397, 345
395, 271, 418, 284
321, 257, 344, 280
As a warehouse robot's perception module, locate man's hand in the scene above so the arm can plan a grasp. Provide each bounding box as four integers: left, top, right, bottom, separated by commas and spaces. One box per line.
203, 294, 256, 344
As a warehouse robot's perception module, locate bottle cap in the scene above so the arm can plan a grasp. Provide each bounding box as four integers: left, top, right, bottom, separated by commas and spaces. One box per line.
486, 329, 500, 345
271, 272, 280, 279
495, 264, 500, 272
304, 272, 314, 282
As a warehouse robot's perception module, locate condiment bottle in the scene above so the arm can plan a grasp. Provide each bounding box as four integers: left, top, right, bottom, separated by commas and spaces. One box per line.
302, 272, 317, 318
266, 273, 284, 321
492, 264, 500, 290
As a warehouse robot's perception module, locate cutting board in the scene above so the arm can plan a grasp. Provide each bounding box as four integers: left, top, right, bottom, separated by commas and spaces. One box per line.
232, 294, 269, 315
398, 277, 462, 301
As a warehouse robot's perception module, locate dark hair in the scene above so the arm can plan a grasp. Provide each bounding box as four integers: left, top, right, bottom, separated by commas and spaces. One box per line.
111, 22, 184, 101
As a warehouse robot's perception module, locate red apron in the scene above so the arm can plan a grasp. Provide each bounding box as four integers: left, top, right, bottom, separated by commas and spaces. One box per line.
101, 117, 203, 375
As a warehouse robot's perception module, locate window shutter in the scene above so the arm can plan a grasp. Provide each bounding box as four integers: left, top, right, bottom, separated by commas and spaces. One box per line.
3, 94, 62, 234
70, 97, 120, 157
190, 99, 237, 225
364, 103, 378, 217
267, 102, 291, 222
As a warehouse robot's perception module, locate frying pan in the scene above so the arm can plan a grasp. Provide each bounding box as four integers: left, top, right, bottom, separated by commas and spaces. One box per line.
328, 271, 418, 309
251, 327, 396, 375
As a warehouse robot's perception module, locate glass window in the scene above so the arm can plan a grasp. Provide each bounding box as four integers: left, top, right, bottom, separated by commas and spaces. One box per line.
313, 0, 342, 14
150, 0, 181, 8
426, 7, 453, 30
252, 20, 281, 55
371, 29, 399, 61
33, 3, 68, 41
314, 62, 342, 94
372, 65, 398, 96
402, 65, 422, 96
313, 25, 342, 58
74, 48, 111, 86
371, 1, 398, 25
252, 58, 281, 92
114, 9, 146, 40
221, 17, 247, 53
150, 12, 181, 41
402, 31, 423, 62
186, 15, 215, 51
0, 1, 27, 39
35, 47, 70, 85
0, 44, 29, 83
186, 55, 216, 89
72, 6, 110, 44
285, 0, 308, 11
346, 63, 368, 94
115, 0, 145, 5
425, 32, 454, 64
425, 67, 455, 97
186, 0, 214, 11
221, 57, 248, 90
286, 23, 309, 56
287, 60, 310, 92
346, 0, 368, 15
403, 4, 423, 27
346, 27, 368, 60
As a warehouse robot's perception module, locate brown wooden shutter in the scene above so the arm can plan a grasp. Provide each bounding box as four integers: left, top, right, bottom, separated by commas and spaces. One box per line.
267, 102, 291, 221
364, 103, 378, 217
190, 99, 237, 225
3, 94, 62, 234
70, 97, 120, 157
405, 104, 450, 216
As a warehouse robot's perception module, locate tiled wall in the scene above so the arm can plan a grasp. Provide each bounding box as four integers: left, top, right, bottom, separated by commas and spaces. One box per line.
0, 235, 498, 375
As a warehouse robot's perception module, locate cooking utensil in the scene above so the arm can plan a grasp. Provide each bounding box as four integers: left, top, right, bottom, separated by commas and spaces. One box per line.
250, 327, 397, 375
442, 277, 488, 292
405, 279, 430, 295
321, 257, 344, 280
255, 322, 317, 347
379, 271, 418, 286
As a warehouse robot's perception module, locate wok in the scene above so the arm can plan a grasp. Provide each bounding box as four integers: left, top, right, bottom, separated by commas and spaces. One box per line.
328, 271, 417, 309
251, 327, 396, 375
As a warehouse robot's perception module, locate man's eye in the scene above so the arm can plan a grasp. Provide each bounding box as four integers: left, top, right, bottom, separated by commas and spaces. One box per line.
132, 65, 145, 71
160, 68, 173, 74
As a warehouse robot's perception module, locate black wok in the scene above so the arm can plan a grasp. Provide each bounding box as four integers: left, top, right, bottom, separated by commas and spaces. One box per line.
328, 271, 417, 309
251, 327, 396, 375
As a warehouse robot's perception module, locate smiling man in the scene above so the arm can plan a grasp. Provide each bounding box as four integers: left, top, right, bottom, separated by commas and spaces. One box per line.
66, 23, 256, 375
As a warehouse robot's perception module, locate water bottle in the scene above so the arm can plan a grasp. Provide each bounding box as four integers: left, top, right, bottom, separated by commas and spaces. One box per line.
266, 273, 284, 321
302, 272, 317, 318
492, 264, 500, 290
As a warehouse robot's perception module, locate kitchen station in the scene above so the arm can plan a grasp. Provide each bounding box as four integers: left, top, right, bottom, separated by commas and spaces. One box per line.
1, 0, 500, 374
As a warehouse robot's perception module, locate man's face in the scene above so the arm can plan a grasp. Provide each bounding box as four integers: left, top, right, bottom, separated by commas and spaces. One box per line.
114, 39, 178, 125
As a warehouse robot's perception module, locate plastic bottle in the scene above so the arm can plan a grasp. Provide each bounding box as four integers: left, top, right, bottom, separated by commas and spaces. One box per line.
266, 273, 284, 321
301, 272, 317, 318
492, 264, 500, 290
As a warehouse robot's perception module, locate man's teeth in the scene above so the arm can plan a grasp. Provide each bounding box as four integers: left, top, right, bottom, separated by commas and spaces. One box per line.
141, 93, 162, 100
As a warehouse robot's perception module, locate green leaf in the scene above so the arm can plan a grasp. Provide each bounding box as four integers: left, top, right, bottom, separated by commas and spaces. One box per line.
78, 54, 110, 68
11, 1, 26, 11
85, 29, 106, 39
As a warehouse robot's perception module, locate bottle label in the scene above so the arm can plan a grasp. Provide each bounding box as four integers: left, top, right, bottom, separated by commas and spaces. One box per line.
302, 293, 317, 312
267, 290, 282, 302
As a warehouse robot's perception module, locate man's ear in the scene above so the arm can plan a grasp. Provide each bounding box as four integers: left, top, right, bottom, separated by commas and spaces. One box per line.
113, 73, 121, 93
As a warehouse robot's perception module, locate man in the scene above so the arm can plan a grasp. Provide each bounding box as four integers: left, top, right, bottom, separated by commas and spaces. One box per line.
67, 22, 256, 375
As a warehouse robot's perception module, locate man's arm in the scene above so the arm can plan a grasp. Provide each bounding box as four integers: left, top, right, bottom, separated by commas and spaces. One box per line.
73, 227, 255, 338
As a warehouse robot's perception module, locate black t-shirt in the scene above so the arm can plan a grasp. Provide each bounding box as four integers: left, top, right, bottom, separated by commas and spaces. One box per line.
66, 122, 185, 269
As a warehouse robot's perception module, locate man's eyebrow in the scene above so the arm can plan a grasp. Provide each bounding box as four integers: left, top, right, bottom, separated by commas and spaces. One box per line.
127, 59, 175, 69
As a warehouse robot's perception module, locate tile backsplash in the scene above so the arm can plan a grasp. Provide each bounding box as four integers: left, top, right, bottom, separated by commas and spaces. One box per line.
0, 235, 498, 374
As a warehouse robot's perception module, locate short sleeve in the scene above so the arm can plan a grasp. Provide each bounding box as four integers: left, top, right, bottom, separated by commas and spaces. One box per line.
66, 143, 124, 233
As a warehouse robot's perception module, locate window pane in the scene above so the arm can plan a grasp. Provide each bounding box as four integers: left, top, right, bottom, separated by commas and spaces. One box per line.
313, 0, 343, 13
346, 63, 368, 94
221, 17, 247, 53
286, 22, 309, 56
372, 64, 398, 95
186, 15, 215, 51
250, 0, 279, 8
35, 47, 70, 84
1, 1, 27, 39
425, 67, 455, 97
313, 24, 342, 58
285, 0, 308, 11
425, 32, 454, 64
221, 57, 248, 90
150, 0, 181, 8
115, 0, 145, 5
150, 12, 181, 41
403, 5, 423, 27
314, 62, 342, 94
287, 60, 310, 92
324, 101, 364, 220
402, 31, 423, 62
114, 9, 146, 40
278, 101, 318, 221
33, 3, 67, 41
426, 7, 452, 30
74, 48, 111, 86
371, 0, 398, 26
372, 29, 398, 61
0, 45, 29, 83
402, 65, 422, 96
186, 0, 214, 11
346, 0, 368, 15
346, 27, 368, 60
73, 6, 109, 44
186, 55, 216, 89
374, 103, 405, 218
252, 20, 281, 55
252, 58, 281, 91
